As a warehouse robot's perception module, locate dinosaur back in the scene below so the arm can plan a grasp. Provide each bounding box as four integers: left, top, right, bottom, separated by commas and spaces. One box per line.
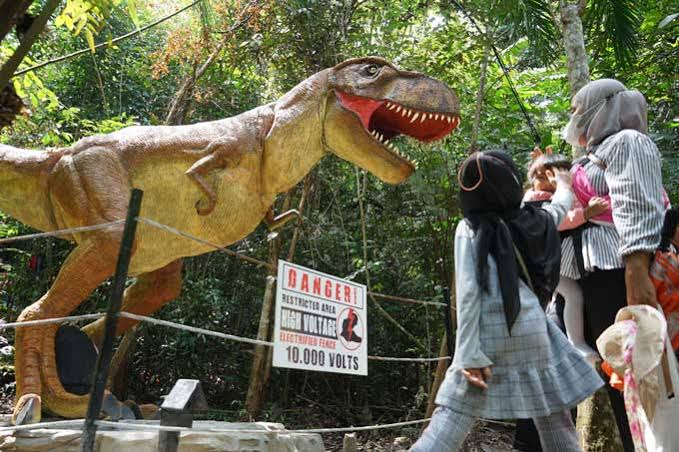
0, 144, 60, 232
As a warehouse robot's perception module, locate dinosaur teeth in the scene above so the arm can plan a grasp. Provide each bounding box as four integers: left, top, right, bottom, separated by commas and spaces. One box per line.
446, 116, 452, 123
405, 109, 412, 117
435, 114, 439, 120
428, 113, 434, 119
395, 106, 402, 113
387, 102, 395, 110
420, 115, 426, 123
410, 112, 419, 123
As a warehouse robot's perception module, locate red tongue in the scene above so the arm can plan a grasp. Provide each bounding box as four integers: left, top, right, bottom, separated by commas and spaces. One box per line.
335, 91, 383, 130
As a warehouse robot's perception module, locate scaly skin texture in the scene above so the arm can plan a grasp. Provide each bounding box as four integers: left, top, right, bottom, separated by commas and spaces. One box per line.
0, 57, 459, 423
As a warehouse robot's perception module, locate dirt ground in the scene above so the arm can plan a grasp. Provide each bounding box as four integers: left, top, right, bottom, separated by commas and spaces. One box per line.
321, 420, 516, 451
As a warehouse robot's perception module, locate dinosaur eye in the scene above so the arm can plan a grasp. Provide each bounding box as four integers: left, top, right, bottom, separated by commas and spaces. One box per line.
364, 64, 380, 77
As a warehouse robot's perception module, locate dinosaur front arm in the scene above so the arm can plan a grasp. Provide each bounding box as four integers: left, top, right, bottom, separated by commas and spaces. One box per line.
185, 137, 243, 215
264, 208, 301, 231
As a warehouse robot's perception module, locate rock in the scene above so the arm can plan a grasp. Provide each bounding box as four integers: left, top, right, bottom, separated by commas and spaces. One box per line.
0, 420, 325, 451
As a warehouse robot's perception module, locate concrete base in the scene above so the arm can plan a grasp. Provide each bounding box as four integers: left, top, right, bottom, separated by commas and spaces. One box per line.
0, 420, 325, 451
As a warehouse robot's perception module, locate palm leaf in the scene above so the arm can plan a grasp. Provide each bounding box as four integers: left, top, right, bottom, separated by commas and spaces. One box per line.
585, 0, 642, 67
485, 0, 560, 64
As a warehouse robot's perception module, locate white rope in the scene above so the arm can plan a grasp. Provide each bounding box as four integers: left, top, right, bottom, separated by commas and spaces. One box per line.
94, 418, 432, 434
0, 417, 431, 434
368, 355, 450, 362
0, 313, 104, 329
1, 417, 518, 434
138, 217, 443, 308
0, 220, 125, 245
0, 311, 448, 362
369, 293, 447, 308
290, 418, 431, 433
120, 312, 447, 362
136, 217, 270, 268
118, 312, 274, 347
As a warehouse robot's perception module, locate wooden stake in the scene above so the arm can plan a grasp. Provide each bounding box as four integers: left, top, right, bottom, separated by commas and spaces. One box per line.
343, 433, 357, 452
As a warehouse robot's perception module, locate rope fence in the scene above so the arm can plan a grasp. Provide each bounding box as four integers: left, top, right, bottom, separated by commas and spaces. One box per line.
0, 417, 434, 434
0, 311, 451, 362
0, 214, 455, 437
0, 220, 124, 245
0, 416, 513, 434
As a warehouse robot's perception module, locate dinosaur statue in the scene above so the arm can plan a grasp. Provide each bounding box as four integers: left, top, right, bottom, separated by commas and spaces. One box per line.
0, 56, 460, 423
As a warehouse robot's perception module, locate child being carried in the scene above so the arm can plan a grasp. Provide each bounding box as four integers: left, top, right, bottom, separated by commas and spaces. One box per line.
523, 148, 609, 359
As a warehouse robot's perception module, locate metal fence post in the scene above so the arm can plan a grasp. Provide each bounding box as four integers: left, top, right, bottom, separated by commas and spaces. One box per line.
81, 189, 143, 452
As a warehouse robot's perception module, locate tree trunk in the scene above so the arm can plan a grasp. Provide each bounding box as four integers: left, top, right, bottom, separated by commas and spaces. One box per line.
164, 3, 255, 125
425, 278, 457, 419
559, 0, 590, 98
424, 333, 449, 419
108, 326, 138, 401
0, 0, 33, 44
576, 362, 624, 451
559, 0, 590, 157
246, 184, 311, 418
469, 45, 489, 153
0, 0, 60, 91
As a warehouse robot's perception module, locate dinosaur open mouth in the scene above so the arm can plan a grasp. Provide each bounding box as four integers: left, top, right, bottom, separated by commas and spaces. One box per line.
335, 91, 460, 157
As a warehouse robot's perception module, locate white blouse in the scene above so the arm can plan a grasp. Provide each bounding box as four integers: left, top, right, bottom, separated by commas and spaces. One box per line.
560, 129, 665, 279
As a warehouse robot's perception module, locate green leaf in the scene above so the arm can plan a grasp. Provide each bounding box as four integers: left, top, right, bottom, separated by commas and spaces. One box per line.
84, 29, 96, 53
658, 13, 678, 29
127, 0, 140, 27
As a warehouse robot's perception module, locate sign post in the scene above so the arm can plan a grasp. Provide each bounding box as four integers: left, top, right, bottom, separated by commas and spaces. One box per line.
273, 260, 367, 376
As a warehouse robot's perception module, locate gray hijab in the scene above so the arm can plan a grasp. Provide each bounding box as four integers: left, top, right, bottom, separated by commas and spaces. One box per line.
570, 79, 648, 149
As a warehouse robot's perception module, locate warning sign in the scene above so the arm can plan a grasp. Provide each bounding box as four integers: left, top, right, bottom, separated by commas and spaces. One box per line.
273, 260, 368, 376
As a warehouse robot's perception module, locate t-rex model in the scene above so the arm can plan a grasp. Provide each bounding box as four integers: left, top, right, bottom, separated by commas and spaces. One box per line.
0, 56, 460, 423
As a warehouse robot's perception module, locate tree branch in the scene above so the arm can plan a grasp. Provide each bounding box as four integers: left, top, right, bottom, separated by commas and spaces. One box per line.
355, 168, 427, 351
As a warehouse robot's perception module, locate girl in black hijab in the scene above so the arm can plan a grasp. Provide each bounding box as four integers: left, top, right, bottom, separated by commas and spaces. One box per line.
412, 150, 602, 452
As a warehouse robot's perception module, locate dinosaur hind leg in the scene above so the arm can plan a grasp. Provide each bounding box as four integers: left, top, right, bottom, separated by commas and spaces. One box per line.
82, 259, 183, 346
13, 239, 120, 423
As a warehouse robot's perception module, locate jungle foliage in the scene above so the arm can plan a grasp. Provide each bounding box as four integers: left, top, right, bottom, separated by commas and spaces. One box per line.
0, 0, 677, 435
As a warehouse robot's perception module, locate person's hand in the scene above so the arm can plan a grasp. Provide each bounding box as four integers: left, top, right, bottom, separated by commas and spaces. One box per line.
546, 167, 572, 188
624, 251, 658, 307
462, 367, 492, 390
584, 197, 609, 220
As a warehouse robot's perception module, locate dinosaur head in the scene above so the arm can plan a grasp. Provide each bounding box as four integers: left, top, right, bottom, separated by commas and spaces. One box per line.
324, 57, 460, 184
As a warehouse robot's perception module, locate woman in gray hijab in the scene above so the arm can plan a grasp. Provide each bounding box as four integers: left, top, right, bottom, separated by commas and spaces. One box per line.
560, 79, 665, 452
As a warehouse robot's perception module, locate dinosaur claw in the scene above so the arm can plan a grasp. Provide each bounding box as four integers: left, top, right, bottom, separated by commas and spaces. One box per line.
13, 393, 41, 425
195, 198, 216, 216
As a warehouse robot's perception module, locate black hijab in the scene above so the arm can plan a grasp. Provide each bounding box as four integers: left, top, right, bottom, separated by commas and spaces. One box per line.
459, 150, 561, 332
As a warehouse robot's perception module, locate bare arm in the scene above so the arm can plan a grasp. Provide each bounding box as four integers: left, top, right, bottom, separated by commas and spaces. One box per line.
540, 168, 573, 226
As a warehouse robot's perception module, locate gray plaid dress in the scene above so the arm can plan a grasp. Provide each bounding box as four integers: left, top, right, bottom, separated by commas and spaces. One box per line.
436, 188, 603, 419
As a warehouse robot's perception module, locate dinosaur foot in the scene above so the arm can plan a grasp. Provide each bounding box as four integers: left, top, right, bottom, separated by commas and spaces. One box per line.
12, 394, 41, 425
13, 324, 94, 423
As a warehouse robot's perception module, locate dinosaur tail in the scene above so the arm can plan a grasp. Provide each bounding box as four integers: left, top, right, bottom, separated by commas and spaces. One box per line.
0, 144, 60, 232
